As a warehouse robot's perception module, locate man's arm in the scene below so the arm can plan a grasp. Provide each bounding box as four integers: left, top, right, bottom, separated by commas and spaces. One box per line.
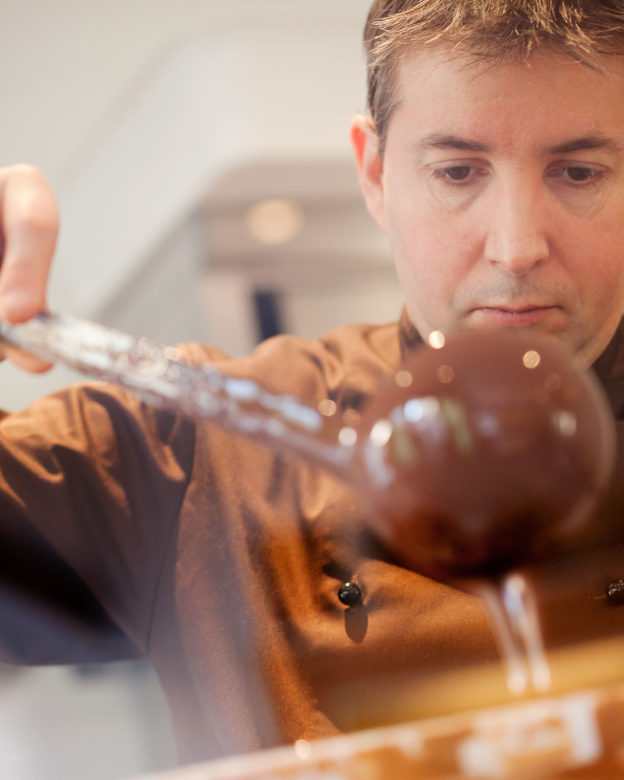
0, 166, 199, 664
0, 380, 198, 665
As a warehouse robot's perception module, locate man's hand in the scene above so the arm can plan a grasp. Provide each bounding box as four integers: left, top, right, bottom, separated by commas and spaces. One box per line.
0, 165, 58, 372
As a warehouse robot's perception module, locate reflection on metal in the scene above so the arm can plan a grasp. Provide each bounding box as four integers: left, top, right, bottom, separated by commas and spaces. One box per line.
437, 364, 455, 384
522, 350, 542, 369
293, 739, 313, 761
338, 426, 357, 447
428, 330, 446, 349
318, 399, 338, 417
395, 370, 413, 388
403, 397, 441, 424
370, 419, 393, 448
553, 410, 578, 437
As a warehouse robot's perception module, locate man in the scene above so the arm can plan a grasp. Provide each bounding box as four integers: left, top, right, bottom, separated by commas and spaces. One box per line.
0, 0, 624, 767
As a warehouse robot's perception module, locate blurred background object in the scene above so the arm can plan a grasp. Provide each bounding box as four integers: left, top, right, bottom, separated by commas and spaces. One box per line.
0, 1, 401, 777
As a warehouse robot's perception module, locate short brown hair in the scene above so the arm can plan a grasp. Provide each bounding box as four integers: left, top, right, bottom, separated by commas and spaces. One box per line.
365, 0, 624, 154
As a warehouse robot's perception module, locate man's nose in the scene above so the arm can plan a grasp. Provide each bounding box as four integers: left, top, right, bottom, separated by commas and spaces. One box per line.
483, 180, 550, 276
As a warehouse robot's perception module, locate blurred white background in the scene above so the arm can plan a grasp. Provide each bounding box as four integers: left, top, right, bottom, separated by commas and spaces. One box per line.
0, 1, 402, 777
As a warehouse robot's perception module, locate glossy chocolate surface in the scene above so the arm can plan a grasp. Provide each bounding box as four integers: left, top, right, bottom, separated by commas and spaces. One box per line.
355, 330, 616, 579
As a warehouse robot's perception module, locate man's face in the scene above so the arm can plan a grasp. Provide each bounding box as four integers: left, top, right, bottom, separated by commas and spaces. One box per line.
352, 48, 624, 366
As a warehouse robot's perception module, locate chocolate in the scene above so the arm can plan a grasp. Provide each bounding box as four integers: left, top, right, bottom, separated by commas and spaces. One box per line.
354, 329, 616, 579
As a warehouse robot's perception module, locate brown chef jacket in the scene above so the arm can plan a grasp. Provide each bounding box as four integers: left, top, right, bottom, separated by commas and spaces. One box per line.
1, 309, 624, 765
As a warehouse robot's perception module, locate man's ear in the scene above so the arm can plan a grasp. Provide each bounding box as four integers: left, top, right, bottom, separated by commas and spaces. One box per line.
350, 114, 386, 231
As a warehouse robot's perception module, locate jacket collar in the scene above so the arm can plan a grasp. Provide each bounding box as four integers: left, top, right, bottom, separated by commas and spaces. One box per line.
592, 319, 624, 421
398, 307, 422, 363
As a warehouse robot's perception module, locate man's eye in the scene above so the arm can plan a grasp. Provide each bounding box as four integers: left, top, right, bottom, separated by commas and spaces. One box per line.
432, 166, 474, 184
565, 165, 595, 182
549, 165, 604, 185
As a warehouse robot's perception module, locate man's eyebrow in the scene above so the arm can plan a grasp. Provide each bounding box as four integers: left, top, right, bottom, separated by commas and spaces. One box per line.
418, 134, 491, 153
544, 134, 623, 155
416, 133, 624, 156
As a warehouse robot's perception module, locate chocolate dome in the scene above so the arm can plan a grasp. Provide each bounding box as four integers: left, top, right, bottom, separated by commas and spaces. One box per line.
355, 329, 616, 579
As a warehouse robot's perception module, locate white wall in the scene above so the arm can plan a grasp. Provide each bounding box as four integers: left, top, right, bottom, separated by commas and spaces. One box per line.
0, 0, 385, 411
1, 0, 367, 179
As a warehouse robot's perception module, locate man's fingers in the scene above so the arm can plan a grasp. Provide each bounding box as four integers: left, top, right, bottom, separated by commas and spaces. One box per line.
0, 165, 59, 324
0, 338, 53, 372
0, 342, 52, 374
0, 165, 59, 373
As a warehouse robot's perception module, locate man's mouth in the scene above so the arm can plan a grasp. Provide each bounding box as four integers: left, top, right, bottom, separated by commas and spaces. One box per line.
469, 306, 559, 326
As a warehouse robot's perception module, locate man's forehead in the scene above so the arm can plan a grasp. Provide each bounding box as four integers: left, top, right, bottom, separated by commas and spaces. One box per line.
394, 42, 624, 95
389, 45, 624, 151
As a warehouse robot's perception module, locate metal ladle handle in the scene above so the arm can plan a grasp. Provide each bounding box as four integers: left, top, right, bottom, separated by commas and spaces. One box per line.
0, 312, 352, 474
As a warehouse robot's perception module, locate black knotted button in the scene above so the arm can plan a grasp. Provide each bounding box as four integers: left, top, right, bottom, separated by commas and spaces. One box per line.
606, 579, 624, 605
338, 582, 362, 607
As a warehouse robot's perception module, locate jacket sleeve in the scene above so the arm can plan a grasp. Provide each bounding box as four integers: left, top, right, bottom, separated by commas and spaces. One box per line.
0, 379, 196, 665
